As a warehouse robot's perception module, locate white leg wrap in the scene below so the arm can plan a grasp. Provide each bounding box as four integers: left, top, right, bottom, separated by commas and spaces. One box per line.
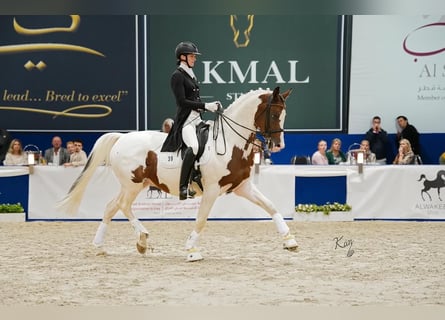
272, 213, 290, 236
185, 230, 200, 250
93, 222, 108, 247
130, 218, 149, 235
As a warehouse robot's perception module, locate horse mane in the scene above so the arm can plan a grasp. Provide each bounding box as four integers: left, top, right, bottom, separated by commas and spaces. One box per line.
224, 88, 271, 112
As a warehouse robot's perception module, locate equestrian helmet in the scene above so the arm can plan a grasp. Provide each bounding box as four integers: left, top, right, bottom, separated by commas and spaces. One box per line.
175, 41, 201, 59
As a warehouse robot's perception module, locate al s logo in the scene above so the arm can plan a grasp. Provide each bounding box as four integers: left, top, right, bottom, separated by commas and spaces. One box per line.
230, 15, 254, 48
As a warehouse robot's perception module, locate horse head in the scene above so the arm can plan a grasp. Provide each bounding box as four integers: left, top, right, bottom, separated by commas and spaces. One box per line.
254, 86, 292, 151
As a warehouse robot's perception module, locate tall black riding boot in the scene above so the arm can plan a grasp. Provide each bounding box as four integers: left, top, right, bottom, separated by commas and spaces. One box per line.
179, 147, 196, 200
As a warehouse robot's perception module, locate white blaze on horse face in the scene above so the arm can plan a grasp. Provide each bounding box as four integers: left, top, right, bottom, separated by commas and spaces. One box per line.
278, 109, 286, 150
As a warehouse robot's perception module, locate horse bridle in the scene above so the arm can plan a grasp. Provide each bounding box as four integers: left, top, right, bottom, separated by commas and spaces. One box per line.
213, 93, 286, 154
256, 93, 286, 147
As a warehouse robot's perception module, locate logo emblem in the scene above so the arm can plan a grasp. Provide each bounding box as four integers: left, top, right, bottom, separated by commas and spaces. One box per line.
230, 15, 254, 48
418, 170, 445, 201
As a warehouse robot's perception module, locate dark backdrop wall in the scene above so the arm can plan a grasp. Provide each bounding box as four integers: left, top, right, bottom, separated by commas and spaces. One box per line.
1, 15, 444, 165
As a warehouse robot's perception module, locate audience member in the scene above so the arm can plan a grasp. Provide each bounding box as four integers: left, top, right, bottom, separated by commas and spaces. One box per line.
161, 118, 174, 133
393, 138, 417, 165
44, 136, 70, 166
365, 116, 389, 164
64, 139, 88, 167
0, 128, 12, 165
3, 139, 28, 165
440, 152, 445, 165
311, 140, 328, 165
348, 139, 377, 165
326, 138, 347, 165
66, 141, 75, 155
396, 115, 420, 156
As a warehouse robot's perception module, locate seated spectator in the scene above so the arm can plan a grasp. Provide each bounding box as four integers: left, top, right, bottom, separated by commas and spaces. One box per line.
66, 141, 75, 155
3, 139, 28, 165
161, 118, 174, 133
44, 136, 70, 166
393, 138, 417, 165
440, 152, 445, 165
0, 128, 12, 165
326, 138, 347, 165
348, 139, 377, 165
311, 140, 328, 165
64, 139, 88, 167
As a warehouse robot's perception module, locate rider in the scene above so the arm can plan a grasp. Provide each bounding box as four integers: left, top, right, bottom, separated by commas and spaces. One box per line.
161, 41, 220, 200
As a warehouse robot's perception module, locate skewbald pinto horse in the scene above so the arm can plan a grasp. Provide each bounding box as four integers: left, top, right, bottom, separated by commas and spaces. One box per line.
58, 87, 298, 261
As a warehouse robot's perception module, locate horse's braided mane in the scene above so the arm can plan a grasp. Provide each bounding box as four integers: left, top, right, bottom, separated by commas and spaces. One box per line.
225, 88, 271, 111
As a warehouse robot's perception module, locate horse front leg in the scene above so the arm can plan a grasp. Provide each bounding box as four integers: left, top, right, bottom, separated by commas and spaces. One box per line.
118, 187, 151, 255
234, 181, 298, 251
185, 185, 220, 262
101, 186, 149, 255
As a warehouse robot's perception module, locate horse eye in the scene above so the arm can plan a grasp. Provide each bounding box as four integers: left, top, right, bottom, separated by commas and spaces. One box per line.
271, 114, 280, 120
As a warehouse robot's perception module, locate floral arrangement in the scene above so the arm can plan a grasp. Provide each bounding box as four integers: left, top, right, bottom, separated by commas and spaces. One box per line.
295, 202, 352, 215
0, 202, 25, 213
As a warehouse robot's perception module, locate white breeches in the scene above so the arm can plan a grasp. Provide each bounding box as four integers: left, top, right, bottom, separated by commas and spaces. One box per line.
182, 110, 201, 155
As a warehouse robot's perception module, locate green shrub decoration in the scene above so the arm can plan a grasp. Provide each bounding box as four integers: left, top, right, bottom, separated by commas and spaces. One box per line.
295, 202, 352, 215
0, 203, 25, 213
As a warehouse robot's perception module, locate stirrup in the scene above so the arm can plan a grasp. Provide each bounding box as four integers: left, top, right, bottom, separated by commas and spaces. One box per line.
188, 186, 196, 198
179, 187, 188, 200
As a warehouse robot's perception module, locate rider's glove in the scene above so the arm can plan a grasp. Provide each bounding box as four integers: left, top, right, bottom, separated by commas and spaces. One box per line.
204, 101, 220, 113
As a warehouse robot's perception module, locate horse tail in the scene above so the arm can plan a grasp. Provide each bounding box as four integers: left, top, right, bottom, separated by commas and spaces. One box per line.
57, 132, 123, 215
417, 174, 426, 182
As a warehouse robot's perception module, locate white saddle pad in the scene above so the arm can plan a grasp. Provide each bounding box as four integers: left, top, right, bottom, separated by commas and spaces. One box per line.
158, 140, 213, 169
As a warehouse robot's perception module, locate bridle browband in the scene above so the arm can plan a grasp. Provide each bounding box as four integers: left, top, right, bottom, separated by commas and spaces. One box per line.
212, 92, 286, 155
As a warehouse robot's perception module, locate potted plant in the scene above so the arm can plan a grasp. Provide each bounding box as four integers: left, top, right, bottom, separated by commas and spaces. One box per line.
0, 202, 25, 221
294, 202, 353, 221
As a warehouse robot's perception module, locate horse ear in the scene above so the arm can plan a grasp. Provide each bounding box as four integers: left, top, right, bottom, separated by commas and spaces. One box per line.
272, 86, 280, 98
281, 88, 292, 100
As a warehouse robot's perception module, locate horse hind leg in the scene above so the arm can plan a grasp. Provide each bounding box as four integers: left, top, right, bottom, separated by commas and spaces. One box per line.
184, 185, 220, 262
91, 196, 121, 255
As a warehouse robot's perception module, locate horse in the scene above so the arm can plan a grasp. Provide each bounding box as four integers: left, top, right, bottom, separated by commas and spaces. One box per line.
58, 86, 298, 261
418, 170, 445, 201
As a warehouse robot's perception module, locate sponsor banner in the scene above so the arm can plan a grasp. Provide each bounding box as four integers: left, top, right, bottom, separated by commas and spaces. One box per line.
348, 165, 445, 219
27, 165, 294, 220
23, 164, 445, 221
149, 15, 345, 131
349, 15, 445, 134
0, 15, 139, 131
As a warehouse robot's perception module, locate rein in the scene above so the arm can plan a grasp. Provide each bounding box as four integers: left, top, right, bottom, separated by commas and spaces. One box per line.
212, 93, 285, 155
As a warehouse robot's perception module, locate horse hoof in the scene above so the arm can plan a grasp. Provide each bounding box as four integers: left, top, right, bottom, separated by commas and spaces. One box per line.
85, 246, 107, 257
284, 245, 299, 252
95, 249, 108, 256
136, 232, 149, 254
137, 242, 147, 254
88, 242, 108, 256
186, 248, 203, 262
283, 234, 299, 251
